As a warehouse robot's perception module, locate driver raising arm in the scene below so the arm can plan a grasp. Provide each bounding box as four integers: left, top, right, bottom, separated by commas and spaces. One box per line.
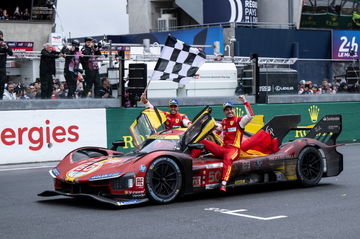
141, 93, 191, 129
191, 95, 254, 192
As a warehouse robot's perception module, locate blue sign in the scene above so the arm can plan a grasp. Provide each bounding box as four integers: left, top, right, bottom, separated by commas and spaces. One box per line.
203, 0, 258, 24
332, 30, 360, 60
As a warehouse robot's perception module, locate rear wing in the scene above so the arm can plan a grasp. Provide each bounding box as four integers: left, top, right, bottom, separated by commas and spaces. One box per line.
304, 114, 342, 145
261, 115, 301, 146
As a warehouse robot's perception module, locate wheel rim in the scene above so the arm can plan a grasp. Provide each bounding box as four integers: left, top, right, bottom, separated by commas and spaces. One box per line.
300, 152, 321, 180
150, 161, 178, 198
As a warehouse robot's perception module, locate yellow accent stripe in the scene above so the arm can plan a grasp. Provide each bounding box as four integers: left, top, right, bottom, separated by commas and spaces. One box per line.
224, 166, 232, 181
232, 131, 242, 148
230, 150, 239, 160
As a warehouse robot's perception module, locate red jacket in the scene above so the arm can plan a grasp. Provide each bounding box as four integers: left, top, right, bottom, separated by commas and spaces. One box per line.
163, 112, 190, 129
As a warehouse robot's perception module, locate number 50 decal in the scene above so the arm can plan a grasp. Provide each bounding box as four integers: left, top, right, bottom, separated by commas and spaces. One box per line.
208, 170, 222, 183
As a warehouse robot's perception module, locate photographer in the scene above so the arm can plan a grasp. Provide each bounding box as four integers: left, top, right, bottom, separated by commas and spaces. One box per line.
81, 37, 102, 98
0, 37, 13, 100
61, 40, 82, 98
40, 43, 60, 99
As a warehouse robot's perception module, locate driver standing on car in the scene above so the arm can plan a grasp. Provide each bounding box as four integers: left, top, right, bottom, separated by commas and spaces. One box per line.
191, 95, 254, 192
140, 93, 191, 129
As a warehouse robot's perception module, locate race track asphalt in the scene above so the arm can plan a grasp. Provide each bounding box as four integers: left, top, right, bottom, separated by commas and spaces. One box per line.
0, 144, 359, 239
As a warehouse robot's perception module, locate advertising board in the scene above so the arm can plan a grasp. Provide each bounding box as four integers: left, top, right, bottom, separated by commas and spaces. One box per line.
203, 0, 258, 24
332, 30, 360, 60
0, 109, 107, 164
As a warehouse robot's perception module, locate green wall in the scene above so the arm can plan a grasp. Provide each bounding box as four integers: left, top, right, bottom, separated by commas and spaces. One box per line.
106, 102, 360, 153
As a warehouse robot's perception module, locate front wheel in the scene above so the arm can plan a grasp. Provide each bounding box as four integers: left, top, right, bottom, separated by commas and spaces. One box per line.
146, 157, 182, 203
296, 147, 324, 186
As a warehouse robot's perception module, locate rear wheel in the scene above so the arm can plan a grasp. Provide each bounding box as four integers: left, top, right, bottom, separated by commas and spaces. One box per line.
146, 157, 182, 203
296, 147, 324, 186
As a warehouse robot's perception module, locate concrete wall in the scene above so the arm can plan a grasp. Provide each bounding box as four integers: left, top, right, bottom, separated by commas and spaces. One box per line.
0, 22, 53, 50
258, 0, 289, 25
128, 0, 152, 33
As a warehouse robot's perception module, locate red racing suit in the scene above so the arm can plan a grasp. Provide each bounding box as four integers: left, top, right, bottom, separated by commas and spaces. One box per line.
191, 102, 254, 183
163, 111, 191, 129
144, 101, 191, 129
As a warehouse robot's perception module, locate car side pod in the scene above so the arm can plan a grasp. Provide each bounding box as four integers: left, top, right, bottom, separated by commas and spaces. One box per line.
38, 190, 149, 207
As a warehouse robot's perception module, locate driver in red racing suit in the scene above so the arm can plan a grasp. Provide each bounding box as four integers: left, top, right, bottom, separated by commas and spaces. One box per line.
140, 93, 191, 129
191, 95, 254, 192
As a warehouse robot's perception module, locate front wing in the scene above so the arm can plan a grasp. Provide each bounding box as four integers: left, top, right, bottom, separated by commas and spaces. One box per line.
38, 190, 149, 207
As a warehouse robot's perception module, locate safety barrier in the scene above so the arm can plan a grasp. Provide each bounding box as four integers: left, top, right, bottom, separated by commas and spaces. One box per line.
0, 101, 358, 165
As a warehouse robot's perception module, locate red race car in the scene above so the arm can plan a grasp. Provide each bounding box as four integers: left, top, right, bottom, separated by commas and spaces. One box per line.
39, 107, 343, 206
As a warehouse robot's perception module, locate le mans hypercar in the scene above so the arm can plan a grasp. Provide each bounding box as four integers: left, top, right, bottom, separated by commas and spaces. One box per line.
39, 106, 343, 206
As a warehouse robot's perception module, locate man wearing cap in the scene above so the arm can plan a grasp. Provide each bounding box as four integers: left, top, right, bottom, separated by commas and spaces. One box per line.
61, 40, 82, 98
81, 37, 102, 98
140, 93, 191, 129
191, 95, 254, 192
0, 36, 13, 100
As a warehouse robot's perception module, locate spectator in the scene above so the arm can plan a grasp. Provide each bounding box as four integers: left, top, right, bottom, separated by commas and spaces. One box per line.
312, 84, 321, 95
81, 37, 102, 98
3, 82, 16, 100
23, 8, 30, 20
17, 87, 31, 100
58, 82, 67, 98
301, 81, 313, 95
2, 10, 9, 20
321, 78, 331, 94
13, 7, 21, 20
99, 77, 113, 98
337, 82, 348, 93
39, 43, 59, 99
0, 36, 13, 100
75, 81, 84, 98
298, 80, 305, 94
61, 40, 82, 98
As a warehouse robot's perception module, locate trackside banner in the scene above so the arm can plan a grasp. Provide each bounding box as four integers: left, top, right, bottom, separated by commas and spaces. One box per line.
0, 109, 107, 164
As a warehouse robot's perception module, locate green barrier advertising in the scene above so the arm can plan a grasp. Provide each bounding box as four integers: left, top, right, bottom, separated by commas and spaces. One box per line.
106, 102, 360, 153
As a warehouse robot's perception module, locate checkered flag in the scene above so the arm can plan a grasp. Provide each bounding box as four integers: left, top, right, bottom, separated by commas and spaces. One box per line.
151, 35, 206, 84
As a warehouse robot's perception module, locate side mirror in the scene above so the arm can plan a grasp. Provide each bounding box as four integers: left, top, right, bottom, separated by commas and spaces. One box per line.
188, 143, 204, 150
111, 140, 125, 151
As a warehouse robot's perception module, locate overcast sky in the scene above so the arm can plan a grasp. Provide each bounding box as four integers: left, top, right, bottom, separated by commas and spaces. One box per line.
55, 0, 129, 38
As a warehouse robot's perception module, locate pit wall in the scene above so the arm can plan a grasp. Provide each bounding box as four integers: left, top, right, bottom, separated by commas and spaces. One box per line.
0, 102, 358, 165
107, 102, 360, 153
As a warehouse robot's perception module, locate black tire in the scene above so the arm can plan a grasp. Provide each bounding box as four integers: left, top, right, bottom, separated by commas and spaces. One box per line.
296, 147, 324, 186
146, 157, 182, 203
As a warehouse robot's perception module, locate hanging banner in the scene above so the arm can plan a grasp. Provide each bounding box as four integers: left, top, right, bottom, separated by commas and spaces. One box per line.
203, 0, 258, 24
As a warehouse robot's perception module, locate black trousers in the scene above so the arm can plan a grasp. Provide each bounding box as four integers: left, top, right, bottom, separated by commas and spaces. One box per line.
82, 70, 101, 98
64, 69, 77, 98
40, 73, 53, 99
0, 68, 6, 100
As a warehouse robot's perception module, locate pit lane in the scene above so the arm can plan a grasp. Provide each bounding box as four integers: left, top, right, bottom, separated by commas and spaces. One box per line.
0, 144, 359, 239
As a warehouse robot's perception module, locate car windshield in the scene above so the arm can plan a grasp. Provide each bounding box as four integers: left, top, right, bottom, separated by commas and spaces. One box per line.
138, 139, 180, 153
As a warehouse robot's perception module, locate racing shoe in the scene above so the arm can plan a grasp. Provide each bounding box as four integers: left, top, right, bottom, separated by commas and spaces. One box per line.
220, 181, 227, 192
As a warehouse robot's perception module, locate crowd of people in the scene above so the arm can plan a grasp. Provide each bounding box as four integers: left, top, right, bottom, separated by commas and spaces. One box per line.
2, 76, 113, 101
297, 78, 360, 95
0, 7, 30, 20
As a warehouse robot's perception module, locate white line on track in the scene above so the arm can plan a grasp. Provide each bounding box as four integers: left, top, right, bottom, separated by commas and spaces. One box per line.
205, 208, 288, 221
0, 165, 53, 172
